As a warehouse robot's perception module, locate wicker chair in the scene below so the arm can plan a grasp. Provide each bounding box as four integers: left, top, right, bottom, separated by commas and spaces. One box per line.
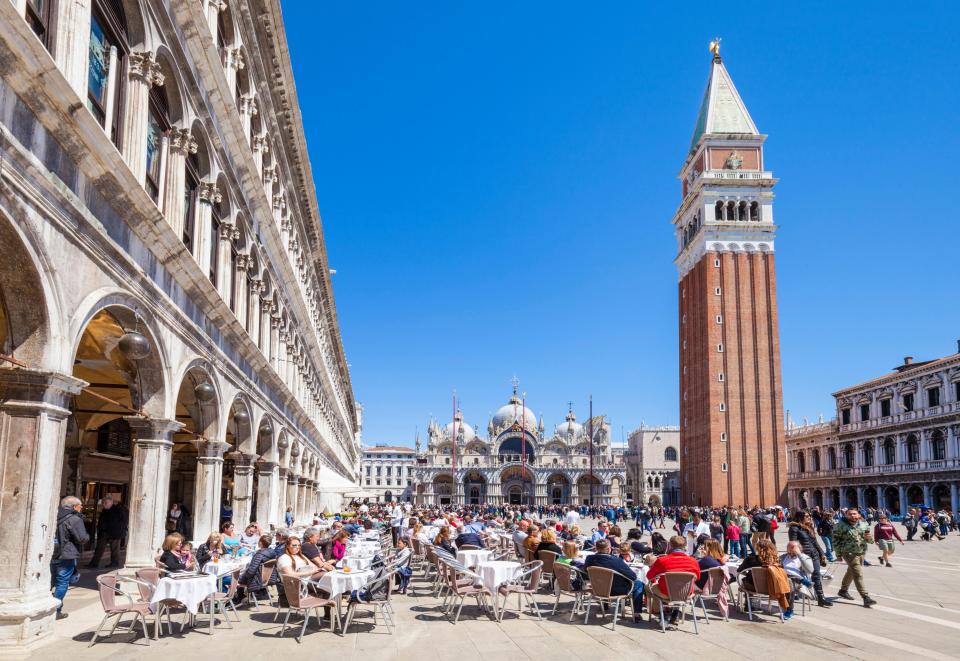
496, 561, 543, 622
278, 575, 340, 643
654, 571, 700, 634
738, 566, 784, 622
537, 550, 558, 588
550, 562, 585, 621
88, 575, 152, 648
582, 566, 635, 630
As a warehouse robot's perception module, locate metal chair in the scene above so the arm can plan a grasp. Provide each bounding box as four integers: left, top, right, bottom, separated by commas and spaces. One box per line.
694, 566, 729, 622
738, 567, 784, 622
134, 567, 185, 637
654, 571, 700, 634
496, 560, 543, 622
344, 569, 399, 633
279, 575, 340, 643
88, 575, 152, 648
206, 568, 242, 627
582, 566, 635, 630
550, 562, 586, 621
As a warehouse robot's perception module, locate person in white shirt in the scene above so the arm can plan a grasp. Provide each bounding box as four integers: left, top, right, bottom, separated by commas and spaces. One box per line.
239, 523, 261, 549
276, 537, 321, 579
682, 512, 712, 555
359, 502, 370, 515
564, 507, 580, 528
390, 502, 404, 546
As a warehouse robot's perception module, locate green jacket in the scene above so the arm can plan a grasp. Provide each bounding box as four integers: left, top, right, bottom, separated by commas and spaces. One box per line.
833, 518, 871, 556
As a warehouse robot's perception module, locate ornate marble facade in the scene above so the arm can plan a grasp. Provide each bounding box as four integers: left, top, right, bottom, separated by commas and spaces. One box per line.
412, 390, 627, 506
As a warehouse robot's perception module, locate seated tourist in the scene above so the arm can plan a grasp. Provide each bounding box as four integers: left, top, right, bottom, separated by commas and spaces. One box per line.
646, 535, 701, 628
196, 532, 225, 567
590, 521, 610, 546
618, 542, 636, 564
584, 539, 644, 623
696, 539, 726, 589
302, 527, 336, 571
523, 528, 541, 559
237, 534, 276, 604
739, 539, 794, 619
434, 525, 457, 554
456, 526, 484, 549
220, 521, 242, 552
158, 533, 194, 572
556, 540, 580, 565
780, 541, 813, 584
627, 528, 653, 555
239, 523, 261, 548
330, 530, 350, 561
650, 532, 668, 555
536, 529, 563, 559
512, 520, 530, 548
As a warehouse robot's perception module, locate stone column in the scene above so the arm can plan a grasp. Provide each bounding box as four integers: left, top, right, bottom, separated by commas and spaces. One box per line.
297, 478, 308, 521
121, 51, 164, 185
855, 486, 865, 509
0, 369, 84, 651
193, 440, 228, 540
223, 47, 244, 100
196, 182, 221, 279
276, 467, 288, 522
123, 417, 182, 568
52, 0, 92, 98
162, 128, 196, 238
230, 452, 257, 526
898, 484, 908, 517
233, 253, 250, 326
215, 221, 236, 300
239, 95, 257, 146
275, 327, 287, 378
922, 483, 932, 507
247, 279, 262, 343
255, 461, 279, 526
286, 474, 299, 526
951, 482, 959, 517
252, 133, 268, 176
262, 164, 277, 201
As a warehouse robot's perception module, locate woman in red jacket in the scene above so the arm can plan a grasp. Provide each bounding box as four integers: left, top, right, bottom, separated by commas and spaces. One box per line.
873, 514, 904, 566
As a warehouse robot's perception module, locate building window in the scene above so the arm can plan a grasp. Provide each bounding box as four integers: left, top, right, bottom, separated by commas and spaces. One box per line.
88, 0, 127, 145
841, 408, 851, 425
716, 315, 723, 324
859, 403, 869, 421
880, 398, 891, 417
932, 430, 946, 461
25, 0, 53, 51
883, 438, 895, 464
863, 443, 873, 466
927, 387, 940, 407
365, 479, 370, 486
184, 151, 199, 252
664, 447, 678, 462
714, 258, 720, 267
955, 381, 960, 402
903, 393, 914, 412
376, 479, 381, 486
682, 314, 686, 324
719, 402, 726, 412
715, 287, 722, 295
842, 444, 854, 469
386, 466, 392, 476
717, 343, 724, 353
906, 435, 920, 463
718, 372, 724, 382
365, 466, 370, 475
721, 462, 728, 472
720, 432, 727, 442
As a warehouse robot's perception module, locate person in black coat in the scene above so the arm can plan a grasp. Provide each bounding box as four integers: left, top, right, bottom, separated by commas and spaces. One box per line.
583, 539, 643, 620
87, 497, 127, 569
788, 512, 831, 608
236, 535, 276, 604
456, 530, 484, 549
53, 496, 90, 617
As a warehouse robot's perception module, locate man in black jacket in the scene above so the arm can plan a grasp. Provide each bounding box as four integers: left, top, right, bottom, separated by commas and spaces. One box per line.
54, 496, 90, 618
583, 539, 643, 622
87, 497, 127, 569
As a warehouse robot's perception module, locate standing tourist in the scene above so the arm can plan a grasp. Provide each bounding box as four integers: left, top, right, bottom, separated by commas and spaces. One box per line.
787, 511, 831, 607
285, 506, 295, 527
833, 509, 877, 607
390, 501, 404, 546
53, 496, 89, 619
873, 514, 904, 566
817, 509, 836, 561
87, 496, 127, 569
903, 508, 918, 541
725, 516, 743, 559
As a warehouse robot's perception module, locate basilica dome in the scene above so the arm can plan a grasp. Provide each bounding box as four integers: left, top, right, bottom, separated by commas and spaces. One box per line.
492, 395, 539, 434
442, 419, 477, 443
554, 415, 583, 440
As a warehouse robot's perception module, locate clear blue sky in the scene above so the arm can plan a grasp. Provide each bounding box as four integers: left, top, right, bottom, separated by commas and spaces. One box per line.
282, 3, 960, 446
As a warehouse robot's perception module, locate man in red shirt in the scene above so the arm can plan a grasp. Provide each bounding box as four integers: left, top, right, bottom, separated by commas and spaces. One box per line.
646, 535, 701, 628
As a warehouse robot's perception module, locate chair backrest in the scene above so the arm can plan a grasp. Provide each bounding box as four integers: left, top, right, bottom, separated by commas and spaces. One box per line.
261, 559, 277, 586
134, 568, 160, 601
96, 575, 121, 611
586, 566, 615, 598
552, 562, 575, 591
514, 560, 542, 591
459, 544, 480, 550
662, 571, 697, 603
746, 566, 770, 593
538, 550, 558, 574
411, 537, 423, 556
280, 575, 303, 608
700, 566, 728, 597
224, 569, 242, 597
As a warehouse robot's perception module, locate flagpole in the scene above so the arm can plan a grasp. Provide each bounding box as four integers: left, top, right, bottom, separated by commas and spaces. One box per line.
451, 390, 457, 505
521, 392, 527, 507
589, 395, 594, 507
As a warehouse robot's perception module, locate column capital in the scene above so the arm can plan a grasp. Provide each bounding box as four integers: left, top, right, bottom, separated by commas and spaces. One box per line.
257, 460, 278, 471
124, 416, 183, 443
288, 474, 300, 485
166, 128, 198, 156
252, 133, 270, 154
226, 46, 245, 71
236, 253, 252, 271
0, 368, 85, 416
129, 50, 164, 87
199, 181, 223, 204
218, 221, 238, 241
262, 164, 277, 185
239, 94, 258, 117
273, 193, 286, 212
194, 439, 230, 459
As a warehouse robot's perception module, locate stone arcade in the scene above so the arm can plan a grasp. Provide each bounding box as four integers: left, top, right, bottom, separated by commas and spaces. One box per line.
0, 0, 358, 651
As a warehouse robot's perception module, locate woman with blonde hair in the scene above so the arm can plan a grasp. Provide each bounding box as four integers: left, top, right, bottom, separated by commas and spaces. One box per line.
556, 540, 580, 565
196, 532, 225, 567
536, 528, 562, 559
434, 525, 456, 554
158, 533, 193, 572
738, 539, 794, 619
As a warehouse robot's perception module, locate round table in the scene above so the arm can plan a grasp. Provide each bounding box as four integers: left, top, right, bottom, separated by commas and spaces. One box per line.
347, 540, 381, 555
338, 555, 373, 571
475, 560, 521, 593
315, 569, 373, 599
150, 575, 218, 614
457, 548, 493, 567
202, 556, 250, 577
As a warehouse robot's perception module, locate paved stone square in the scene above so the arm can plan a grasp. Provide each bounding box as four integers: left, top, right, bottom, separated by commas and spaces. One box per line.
28, 520, 960, 660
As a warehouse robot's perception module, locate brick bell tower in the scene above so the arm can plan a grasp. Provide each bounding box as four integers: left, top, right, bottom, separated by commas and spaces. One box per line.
674, 40, 786, 507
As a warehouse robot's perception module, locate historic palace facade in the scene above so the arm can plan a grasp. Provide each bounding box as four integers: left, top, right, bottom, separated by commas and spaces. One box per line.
0, 0, 358, 650
673, 44, 786, 507
412, 390, 627, 506
786, 346, 960, 516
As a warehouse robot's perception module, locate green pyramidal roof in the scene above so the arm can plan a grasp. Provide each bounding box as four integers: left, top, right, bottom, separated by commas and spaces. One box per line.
689, 57, 759, 153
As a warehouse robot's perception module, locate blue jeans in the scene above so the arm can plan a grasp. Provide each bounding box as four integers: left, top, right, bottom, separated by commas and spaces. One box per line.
728, 539, 741, 559
52, 559, 77, 612
740, 534, 754, 557
822, 537, 835, 561
617, 579, 645, 613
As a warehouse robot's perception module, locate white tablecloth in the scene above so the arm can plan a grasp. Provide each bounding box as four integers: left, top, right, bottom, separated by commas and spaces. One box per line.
338, 556, 372, 571
315, 569, 372, 599
347, 540, 381, 555
150, 575, 218, 614
419, 526, 439, 542
202, 556, 250, 577
357, 531, 380, 541
476, 560, 521, 593
457, 549, 493, 567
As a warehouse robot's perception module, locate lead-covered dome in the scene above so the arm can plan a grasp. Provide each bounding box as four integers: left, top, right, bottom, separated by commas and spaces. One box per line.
493, 394, 538, 434
554, 409, 583, 439
442, 411, 476, 443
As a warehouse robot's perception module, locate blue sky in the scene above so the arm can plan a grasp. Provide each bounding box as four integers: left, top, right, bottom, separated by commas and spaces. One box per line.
282, 3, 960, 446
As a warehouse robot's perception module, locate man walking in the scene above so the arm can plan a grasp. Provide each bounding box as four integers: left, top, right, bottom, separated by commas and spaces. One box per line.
833, 508, 877, 607
87, 496, 127, 569
818, 509, 837, 561
53, 496, 89, 619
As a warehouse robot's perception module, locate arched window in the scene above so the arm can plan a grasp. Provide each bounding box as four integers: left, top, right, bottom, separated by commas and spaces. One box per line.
183, 150, 200, 252
842, 444, 854, 469
727, 200, 736, 221
811, 449, 821, 471
738, 201, 748, 221
25, 0, 54, 50
209, 193, 224, 284
827, 447, 837, 469
907, 434, 920, 463
715, 201, 724, 221
87, 0, 129, 145
863, 442, 873, 467
797, 452, 806, 473
883, 438, 895, 464
750, 201, 760, 221
145, 84, 170, 202
932, 430, 946, 461
664, 446, 678, 462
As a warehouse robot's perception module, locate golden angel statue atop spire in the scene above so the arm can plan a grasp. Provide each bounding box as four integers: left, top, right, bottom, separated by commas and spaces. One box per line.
709, 37, 722, 61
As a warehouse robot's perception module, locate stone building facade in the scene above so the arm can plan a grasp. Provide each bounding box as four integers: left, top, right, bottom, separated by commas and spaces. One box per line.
412, 390, 627, 506
624, 426, 681, 507
0, 0, 358, 650
361, 445, 416, 502
673, 45, 786, 507
787, 347, 960, 516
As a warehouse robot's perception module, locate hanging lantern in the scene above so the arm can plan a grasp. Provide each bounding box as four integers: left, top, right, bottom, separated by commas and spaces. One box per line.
234, 410, 250, 424
118, 331, 152, 360
259, 420, 272, 435
194, 382, 216, 402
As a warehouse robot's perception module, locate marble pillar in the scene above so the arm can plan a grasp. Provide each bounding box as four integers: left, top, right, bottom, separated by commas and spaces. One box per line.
898, 484, 908, 517
193, 440, 228, 540
277, 467, 288, 523
0, 370, 83, 651
162, 128, 196, 238
286, 474, 299, 526
52, 0, 92, 98
123, 417, 182, 568
196, 182, 221, 280
121, 51, 164, 185
255, 461, 279, 527
230, 453, 257, 526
